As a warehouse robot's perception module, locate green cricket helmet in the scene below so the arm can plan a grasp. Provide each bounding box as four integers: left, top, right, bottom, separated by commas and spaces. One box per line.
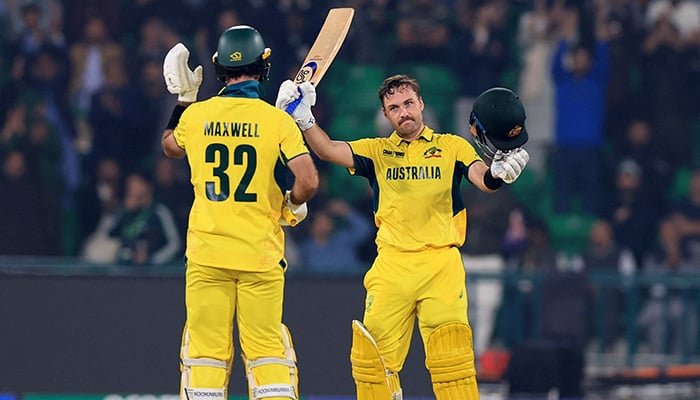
212, 25, 271, 82
469, 87, 528, 159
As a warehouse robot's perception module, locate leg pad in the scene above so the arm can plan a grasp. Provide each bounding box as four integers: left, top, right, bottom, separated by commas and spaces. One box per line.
350, 320, 403, 400
425, 323, 479, 400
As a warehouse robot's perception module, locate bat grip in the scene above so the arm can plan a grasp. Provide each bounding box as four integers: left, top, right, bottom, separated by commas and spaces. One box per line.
285, 97, 302, 115
284, 86, 303, 115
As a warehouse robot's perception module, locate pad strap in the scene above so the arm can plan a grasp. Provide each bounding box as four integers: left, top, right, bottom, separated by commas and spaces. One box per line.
182, 357, 228, 369
248, 357, 296, 368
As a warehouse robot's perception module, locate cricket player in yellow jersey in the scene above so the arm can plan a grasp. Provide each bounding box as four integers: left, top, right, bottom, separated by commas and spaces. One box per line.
161, 26, 319, 400
276, 75, 529, 399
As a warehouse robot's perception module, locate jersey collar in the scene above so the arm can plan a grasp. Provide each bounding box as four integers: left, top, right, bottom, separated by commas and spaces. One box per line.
388, 125, 434, 146
218, 80, 262, 98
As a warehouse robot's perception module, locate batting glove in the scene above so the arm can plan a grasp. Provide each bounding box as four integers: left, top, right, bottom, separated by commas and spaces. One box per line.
163, 43, 203, 103
275, 80, 316, 130
279, 190, 308, 227
490, 148, 530, 184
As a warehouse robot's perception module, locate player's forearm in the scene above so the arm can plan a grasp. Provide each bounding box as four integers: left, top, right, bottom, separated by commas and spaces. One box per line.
162, 130, 186, 158
302, 124, 353, 168
290, 184, 317, 206
468, 161, 501, 193
287, 154, 319, 205
162, 104, 188, 158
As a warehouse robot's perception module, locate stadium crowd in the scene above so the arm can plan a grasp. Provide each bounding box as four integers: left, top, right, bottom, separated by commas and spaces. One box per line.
2, 0, 700, 351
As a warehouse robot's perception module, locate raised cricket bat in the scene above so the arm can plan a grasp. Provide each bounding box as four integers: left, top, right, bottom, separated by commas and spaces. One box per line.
285, 7, 354, 114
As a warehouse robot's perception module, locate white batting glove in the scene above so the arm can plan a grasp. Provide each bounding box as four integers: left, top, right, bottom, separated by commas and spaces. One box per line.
279, 190, 308, 227
490, 148, 530, 184
275, 80, 316, 130
163, 43, 203, 103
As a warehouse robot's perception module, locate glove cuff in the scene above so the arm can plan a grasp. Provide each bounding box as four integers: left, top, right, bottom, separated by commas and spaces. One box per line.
178, 90, 198, 103
297, 114, 316, 131
285, 190, 301, 209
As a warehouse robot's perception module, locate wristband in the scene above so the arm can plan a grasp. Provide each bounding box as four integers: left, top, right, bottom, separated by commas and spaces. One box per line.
484, 172, 504, 190
166, 104, 187, 130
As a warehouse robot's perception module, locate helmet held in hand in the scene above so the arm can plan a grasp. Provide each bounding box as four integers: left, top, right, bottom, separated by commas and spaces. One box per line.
470, 87, 528, 159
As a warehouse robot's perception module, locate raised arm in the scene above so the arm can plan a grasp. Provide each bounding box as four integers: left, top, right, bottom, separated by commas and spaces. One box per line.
161, 43, 203, 159
302, 124, 354, 169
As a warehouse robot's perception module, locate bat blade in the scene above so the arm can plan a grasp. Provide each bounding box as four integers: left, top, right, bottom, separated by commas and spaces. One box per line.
286, 7, 354, 114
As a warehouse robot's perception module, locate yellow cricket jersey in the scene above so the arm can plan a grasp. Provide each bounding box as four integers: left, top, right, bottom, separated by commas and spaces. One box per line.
173, 82, 309, 271
348, 126, 483, 253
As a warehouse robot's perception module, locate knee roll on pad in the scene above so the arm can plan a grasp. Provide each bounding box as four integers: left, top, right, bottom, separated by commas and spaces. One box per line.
242, 323, 298, 399
425, 322, 479, 400
180, 326, 229, 400
350, 320, 403, 400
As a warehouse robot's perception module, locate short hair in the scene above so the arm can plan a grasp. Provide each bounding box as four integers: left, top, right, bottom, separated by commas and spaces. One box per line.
378, 74, 421, 106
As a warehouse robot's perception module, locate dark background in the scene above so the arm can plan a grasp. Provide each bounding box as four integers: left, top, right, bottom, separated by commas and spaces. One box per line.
0, 271, 432, 397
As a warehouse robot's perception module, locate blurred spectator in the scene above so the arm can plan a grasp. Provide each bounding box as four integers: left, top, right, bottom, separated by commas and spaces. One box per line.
462, 184, 521, 257
88, 57, 151, 174
601, 158, 661, 266
640, 6, 694, 168
393, 0, 452, 66
1, 102, 28, 150
127, 16, 171, 79
500, 208, 529, 266
24, 47, 82, 252
605, 117, 672, 209
108, 172, 181, 266
451, 0, 511, 138
139, 57, 174, 140
582, 219, 636, 350
152, 156, 192, 250
658, 168, 700, 269
499, 217, 558, 346
601, 0, 646, 142
331, 0, 394, 64
25, 113, 63, 254
63, 1, 120, 43
550, 6, 609, 214
7, 0, 66, 81
298, 198, 372, 274
506, 217, 559, 273
0, 150, 47, 255
1, 99, 65, 254
637, 244, 698, 355
516, 0, 561, 175
78, 157, 123, 263
644, 0, 700, 41
68, 13, 123, 116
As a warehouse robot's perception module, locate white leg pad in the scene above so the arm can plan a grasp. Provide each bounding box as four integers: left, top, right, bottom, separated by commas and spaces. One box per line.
180, 327, 228, 399
241, 324, 298, 399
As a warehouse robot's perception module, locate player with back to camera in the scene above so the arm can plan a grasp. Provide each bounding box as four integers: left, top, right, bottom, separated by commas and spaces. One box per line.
276, 76, 529, 399
161, 25, 319, 400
